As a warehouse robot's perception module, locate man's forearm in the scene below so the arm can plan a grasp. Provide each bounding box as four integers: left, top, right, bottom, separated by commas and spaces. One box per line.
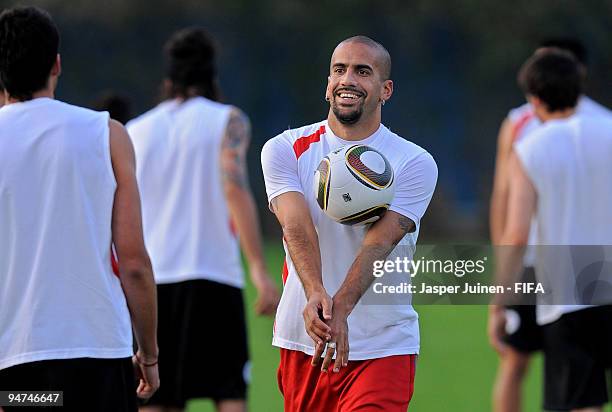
333, 211, 415, 315
120, 264, 158, 360
225, 184, 267, 271
282, 221, 324, 297
490, 189, 508, 244
493, 243, 526, 305
333, 241, 396, 315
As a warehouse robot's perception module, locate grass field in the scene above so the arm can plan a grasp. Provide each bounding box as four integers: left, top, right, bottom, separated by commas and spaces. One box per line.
187, 242, 608, 412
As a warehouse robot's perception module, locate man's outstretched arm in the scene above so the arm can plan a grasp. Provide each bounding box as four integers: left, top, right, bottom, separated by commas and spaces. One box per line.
270, 192, 332, 346
315, 151, 438, 373
315, 211, 415, 372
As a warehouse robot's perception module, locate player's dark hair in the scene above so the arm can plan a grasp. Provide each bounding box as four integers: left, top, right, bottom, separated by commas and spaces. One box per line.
0, 6, 59, 101
164, 27, 220, 101
538, 37, 587, 66
340, 35, 392, 80
92, 91, 133, 125
518, 50, 583, 112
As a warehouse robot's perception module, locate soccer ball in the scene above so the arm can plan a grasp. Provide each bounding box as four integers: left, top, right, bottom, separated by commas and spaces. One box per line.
314, 144, 395, 225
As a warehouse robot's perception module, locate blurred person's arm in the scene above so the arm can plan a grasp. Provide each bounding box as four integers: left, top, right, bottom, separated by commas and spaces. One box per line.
489, 118, 515, 244
109, 119, 159, 399
488, 153, 535, 354
261, 135, 333, 346
221, 108, 279, 316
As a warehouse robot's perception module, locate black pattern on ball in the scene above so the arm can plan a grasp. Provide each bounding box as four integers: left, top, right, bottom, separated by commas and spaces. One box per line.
338, 204, 390, 225
345, 145, 393, 190
316, 157, 331, 210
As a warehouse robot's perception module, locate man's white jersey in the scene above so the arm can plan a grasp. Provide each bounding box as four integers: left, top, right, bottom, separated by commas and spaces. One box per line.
507, 96, 611, 266
0, 98, 133, 370
261, 121, 437, 360
514, 111, 612, 325
127, 97, 244, 288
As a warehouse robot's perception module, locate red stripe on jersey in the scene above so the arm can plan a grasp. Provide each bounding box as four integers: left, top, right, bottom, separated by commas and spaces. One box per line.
110, 245, 120, 278
229, 218, 237, 237
293, 125, 326, 159
512, 111, 535, 142
275, 258, 289, 335
282, 259, 289, 285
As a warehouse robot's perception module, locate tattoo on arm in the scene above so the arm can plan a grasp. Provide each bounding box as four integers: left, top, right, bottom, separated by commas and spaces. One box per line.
398, 215, 415, 234
221, 109, 251, 188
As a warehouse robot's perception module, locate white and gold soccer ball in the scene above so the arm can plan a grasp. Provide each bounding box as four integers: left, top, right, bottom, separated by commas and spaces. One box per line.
314, 144, 395, 225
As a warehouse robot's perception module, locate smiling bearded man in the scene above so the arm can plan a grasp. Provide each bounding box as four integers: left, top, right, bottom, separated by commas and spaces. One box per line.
261, 36, 438, 411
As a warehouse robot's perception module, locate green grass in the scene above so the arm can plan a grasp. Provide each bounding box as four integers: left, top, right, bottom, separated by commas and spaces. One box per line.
187, 242, 609, 412
411, 306, 543, 411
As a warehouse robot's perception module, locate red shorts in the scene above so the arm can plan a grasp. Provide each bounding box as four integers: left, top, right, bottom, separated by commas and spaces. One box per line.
277, 349, 417, 412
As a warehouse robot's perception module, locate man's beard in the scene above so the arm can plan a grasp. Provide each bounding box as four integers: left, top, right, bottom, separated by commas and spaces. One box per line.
331, 99, 364, 125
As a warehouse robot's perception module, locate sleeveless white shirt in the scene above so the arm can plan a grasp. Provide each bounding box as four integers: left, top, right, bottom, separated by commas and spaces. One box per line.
127, 97, 244, 288
515, 111, 612, 324
0, 98, 133, 370
507, 96, 611, 267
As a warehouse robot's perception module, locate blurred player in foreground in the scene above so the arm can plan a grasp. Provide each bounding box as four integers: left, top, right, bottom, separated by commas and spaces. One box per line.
0, 6, 159, 410
489, 38, 610, 412
128, 27, 279, 412
491, 50, 612, 412
261, 36, 437, 411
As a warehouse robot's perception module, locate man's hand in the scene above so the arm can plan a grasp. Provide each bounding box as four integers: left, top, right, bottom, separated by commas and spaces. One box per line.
251, 267, 280, 316
303, 289, 333, 346
488, 305, 508, 355
312, 305, 349, 373
133, 351, 160, 400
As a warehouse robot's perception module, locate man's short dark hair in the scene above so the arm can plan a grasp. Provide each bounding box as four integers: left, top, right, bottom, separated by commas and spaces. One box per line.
518, 50, 583, 112
538, 37, 587, 66
0, 6, 59, 101
92, 91, 133, 125
164, 27, 220, 101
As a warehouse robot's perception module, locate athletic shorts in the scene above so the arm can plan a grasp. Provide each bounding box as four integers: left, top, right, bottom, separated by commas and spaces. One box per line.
277, 348, 417, 412
503, 267, 543, 353
146, 279, 249, 409
542, 305, 612, 411
0, 357, 136, 412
